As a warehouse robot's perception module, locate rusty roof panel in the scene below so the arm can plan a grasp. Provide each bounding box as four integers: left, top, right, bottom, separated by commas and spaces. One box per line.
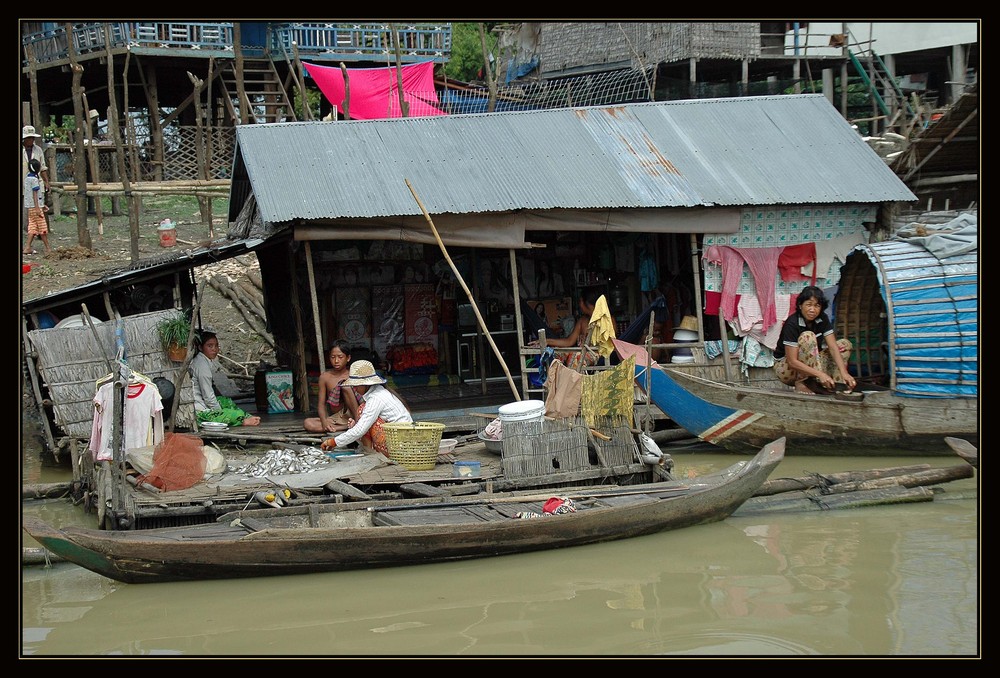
232, 94, 916, 224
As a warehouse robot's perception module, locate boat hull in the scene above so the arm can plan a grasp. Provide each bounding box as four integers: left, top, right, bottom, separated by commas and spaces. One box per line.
642, 364, 978, 455
23, 439, 785, 583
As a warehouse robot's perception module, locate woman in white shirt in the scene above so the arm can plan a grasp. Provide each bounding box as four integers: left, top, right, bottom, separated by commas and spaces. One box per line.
321, 360, 412, 455
190, 332, 261, 426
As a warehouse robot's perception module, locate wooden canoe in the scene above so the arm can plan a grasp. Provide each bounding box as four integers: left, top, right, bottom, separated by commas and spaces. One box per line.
21, 438, 785, 584
633, 358, 978, 455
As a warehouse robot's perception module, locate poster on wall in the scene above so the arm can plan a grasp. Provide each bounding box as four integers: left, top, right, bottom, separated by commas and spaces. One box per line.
404, 284, 438, 346
527, 297, 574, 338
372, 285, 405, 362
335, 287, 372, 350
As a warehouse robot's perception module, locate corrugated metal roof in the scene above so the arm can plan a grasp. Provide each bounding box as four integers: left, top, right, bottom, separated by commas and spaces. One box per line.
854, 238, 977, 399
21, 236, 275, 315
231, 94, 917, 225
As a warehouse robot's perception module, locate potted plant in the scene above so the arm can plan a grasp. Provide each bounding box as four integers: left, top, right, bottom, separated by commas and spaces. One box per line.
156, 311, 192, 362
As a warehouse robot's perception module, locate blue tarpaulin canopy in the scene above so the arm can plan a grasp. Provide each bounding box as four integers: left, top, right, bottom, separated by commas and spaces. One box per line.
849, 214, 978, 398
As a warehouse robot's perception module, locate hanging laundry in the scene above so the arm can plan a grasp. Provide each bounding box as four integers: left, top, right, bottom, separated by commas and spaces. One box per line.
703, 245, 783, 329
90, 378, 165, 462
803, 232, 866, 281
738, 293, 794, 350
777, 242, 817, 284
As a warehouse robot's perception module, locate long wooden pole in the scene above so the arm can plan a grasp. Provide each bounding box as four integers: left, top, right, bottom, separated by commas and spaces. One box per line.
80, 92, 105, 234
405, 179, 520, 401
304, 241, 326, 387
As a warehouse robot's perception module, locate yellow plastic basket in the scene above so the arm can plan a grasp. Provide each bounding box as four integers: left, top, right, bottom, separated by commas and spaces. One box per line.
382, 422, 446, 470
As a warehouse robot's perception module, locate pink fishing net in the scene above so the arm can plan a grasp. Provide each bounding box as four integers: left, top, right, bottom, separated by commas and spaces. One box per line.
137, 432, 206, 491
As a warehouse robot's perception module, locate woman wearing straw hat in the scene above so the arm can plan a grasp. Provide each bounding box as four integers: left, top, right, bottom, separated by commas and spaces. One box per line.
321, 360, 412, 455
22, 125, 49, 246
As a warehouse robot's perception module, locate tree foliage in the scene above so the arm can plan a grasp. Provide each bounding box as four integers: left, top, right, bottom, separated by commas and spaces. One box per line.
444, 22, 500, 83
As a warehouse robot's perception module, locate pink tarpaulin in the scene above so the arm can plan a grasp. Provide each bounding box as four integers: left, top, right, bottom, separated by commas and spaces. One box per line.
303, 61, 446, 120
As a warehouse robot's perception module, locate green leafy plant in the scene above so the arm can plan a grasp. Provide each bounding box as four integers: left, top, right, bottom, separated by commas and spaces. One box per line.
156, 312, 191, 350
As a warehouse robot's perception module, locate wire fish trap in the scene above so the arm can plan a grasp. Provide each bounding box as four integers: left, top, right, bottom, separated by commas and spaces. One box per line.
382, 422, 446, 470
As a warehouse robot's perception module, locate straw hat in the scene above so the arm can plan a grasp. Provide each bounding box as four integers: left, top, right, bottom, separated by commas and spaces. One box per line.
678, 315, 699, 332
342, 360, 387, 386
22, 125, 42, 139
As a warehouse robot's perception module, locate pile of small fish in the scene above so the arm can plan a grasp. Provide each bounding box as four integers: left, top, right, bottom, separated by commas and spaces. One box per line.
231, 447, 330, 477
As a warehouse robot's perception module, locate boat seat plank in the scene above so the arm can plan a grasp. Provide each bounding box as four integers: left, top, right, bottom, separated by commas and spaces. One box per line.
486, 502, 557, 518
400, 482, 451, 497
592, 494, 659, 508
371, 503, 511, 527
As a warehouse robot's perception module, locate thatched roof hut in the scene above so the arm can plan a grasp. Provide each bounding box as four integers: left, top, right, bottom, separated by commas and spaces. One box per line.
26, 309, 197, 447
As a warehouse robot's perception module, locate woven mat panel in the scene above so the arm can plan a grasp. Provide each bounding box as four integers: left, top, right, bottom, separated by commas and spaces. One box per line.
836, 253, 888, 381
500, 418, 589, 478
499, 415, 638, 479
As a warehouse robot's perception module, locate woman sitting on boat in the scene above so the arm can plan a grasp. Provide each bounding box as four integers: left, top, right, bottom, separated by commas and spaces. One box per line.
534, 289, 605, 370
190, 331, 261, 426
773, 286, 857, 395
320, 360, 412, 455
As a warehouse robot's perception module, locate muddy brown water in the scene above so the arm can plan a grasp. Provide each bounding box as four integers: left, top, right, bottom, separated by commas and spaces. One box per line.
21, 433, 979, 658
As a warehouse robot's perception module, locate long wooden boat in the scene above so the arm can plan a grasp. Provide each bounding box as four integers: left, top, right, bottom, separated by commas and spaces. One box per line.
21, 438, 785, 584
635, 360, 977, 455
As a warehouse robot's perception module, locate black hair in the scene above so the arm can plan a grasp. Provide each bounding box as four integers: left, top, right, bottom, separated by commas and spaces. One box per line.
795, 286, 829, 313
28, 159, 41, 174
196, 330, 218, 347
581, 289, 603, 307
326, 339, 352, 356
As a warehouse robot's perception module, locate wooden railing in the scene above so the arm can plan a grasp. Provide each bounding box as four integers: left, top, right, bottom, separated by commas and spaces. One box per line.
22, 22, 450, 66
268, 22, 451, 63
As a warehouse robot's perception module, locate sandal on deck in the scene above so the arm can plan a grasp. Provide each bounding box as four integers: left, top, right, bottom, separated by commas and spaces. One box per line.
804, 377, 834, 395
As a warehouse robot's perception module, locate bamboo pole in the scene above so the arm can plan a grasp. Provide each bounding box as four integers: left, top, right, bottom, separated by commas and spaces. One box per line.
81, 92, 105, 234
304, 242, 326, 383
65, 22, 93, 250
105, 25, 141, 261
405, 179, 520, 401
339, 63, 351, 120
390, 25, 409, 118
167, 282, 206, 433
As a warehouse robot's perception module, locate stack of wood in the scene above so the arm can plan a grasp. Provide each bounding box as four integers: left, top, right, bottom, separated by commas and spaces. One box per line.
734, 458, 976, 516
194, 254, 276, 373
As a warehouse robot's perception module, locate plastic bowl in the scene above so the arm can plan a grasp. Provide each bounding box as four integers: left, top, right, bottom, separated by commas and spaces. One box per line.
477, 431, 503, 454
438, 438, 458, 455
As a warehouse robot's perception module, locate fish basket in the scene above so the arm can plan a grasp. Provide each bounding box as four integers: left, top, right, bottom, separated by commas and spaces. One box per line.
382, 422, 446, 470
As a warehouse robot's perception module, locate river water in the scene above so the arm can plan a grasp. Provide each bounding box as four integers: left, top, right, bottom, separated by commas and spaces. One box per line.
21, 437, 980, 658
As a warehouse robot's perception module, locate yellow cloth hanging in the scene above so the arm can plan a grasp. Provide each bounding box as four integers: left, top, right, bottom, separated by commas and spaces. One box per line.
580, 355, 635, 426
587, 294, 617, 359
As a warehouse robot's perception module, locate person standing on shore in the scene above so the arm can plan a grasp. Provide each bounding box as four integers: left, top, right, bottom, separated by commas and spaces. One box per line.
23, 159, 51, 255
22, 125, 50, 249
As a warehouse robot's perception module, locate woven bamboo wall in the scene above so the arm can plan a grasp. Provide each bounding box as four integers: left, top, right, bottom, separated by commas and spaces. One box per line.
27, 309, 196, 440
163, 127, 235, 181
500, 415, 638, 480
835, 252, 889, 382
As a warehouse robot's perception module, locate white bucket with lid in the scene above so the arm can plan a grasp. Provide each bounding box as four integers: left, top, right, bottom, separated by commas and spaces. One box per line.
498, 399, 545, 424
671, 327, 698, 362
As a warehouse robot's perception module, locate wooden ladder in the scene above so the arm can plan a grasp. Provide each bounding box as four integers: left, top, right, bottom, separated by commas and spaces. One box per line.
218, 57, 296, 124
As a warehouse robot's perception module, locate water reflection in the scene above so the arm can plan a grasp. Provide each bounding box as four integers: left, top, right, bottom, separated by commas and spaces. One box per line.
21, 447, 979, 657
